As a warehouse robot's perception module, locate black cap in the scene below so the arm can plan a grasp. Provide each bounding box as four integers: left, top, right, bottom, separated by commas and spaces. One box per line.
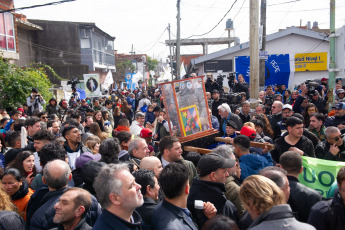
226, 120, 237, 130
32, 88, 38, 93
197, 153, 235, 177
212, 89, 219, 94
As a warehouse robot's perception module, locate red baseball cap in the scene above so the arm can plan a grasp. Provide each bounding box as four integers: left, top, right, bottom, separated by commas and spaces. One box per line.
240, 126, 256, 139
140, 128, 152, 138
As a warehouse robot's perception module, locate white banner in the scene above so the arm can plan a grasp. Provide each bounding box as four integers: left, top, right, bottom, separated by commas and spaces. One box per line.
84, 74, 101, 97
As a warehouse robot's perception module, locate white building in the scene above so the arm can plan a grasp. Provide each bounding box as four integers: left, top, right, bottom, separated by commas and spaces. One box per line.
190, 27, 331, 89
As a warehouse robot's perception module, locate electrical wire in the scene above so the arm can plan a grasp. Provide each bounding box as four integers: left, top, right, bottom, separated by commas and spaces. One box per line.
0, 0, 76, 13
136, 28, 167, 53
185, 0, 238, 39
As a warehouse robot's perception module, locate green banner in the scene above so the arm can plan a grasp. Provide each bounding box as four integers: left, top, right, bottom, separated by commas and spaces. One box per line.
299, 156, 345, 197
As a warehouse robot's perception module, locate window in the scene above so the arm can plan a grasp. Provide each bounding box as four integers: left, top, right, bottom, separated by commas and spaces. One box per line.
0, 12, 15, 52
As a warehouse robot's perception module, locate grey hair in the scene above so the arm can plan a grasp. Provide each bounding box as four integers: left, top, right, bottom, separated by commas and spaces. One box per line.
135, 112, 145, 120
325, 126, 340, 138
273, 101, 283, 109
212, 145, 235, 159
93, 163, 129, 209
128, 138, 145, 156
43, 159, 71, 190
217, 103, 231, 114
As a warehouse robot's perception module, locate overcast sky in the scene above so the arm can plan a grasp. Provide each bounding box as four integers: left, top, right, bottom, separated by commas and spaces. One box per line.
14, 0, 345, 61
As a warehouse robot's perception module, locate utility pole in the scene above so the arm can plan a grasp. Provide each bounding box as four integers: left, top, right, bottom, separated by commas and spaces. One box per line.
168, 24, 174, 79
176, 0, 181, 80
328, 0, 336, 109
259, 0, 266, 87
249, 0, 260, 101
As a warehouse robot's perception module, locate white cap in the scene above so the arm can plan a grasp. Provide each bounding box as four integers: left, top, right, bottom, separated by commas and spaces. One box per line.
282, 104, 292, 111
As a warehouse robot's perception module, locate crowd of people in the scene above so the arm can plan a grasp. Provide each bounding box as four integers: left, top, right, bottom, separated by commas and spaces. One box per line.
0, 75, 344, 230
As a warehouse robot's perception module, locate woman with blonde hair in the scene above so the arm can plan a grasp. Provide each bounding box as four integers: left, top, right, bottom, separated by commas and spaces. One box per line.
239, 175, 315, 229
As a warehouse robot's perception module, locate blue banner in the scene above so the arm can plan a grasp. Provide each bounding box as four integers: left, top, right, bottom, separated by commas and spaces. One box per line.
125, 73, 133, 90
235, 54, 291, 87
76, 87, 86, 99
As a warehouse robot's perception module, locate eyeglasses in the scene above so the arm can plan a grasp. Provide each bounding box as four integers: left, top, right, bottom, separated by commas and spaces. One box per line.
41, 116, 48, 119
331, 134, 343, 141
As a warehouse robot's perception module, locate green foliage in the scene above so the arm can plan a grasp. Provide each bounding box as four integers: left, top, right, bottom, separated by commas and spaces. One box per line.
146, 56, 158, 71
115, 59, 135, 81
0, 58, 53, 108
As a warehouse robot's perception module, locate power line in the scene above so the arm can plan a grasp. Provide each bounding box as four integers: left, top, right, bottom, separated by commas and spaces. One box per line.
267, 0, 301, 7
185, 0, 238, 39
0, 0, 76, 13
136, 28, 167, 53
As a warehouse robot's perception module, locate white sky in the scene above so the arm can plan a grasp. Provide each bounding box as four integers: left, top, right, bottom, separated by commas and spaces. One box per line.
14, 0, 345, 61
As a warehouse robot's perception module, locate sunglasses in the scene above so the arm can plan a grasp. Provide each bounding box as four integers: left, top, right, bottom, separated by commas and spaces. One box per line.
41, 116, 48, 119
332, 134, 343, 141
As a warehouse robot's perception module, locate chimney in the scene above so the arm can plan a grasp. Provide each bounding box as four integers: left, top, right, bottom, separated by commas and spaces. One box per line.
312, 21, 319, 30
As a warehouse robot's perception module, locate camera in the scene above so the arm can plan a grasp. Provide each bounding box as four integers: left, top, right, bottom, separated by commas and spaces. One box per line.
304, 80, 320, 98
216, 74, 226, 88
67, 77, 80, 91
227, 72, 236, 89
264, 94, 274, 106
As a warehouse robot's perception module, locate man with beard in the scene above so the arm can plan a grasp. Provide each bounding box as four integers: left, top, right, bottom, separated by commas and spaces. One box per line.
52, 188, 92, 230
93, 163, 144, 230
308, 113, 326, 142
211, 89, 223, 122
32, 130, 56, 173
325, 102, 345, 133
62, 125, 89, 170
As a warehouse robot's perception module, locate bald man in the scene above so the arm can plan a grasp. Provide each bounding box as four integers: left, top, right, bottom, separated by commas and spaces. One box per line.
140, 156, 163, 178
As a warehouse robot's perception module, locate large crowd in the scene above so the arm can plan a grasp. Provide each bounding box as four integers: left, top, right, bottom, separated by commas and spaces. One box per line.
0, 75, 344, 230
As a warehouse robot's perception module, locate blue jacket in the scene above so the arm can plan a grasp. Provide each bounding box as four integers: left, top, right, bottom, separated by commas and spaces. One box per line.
239, 153, 271, 182
127, 97, 135, 109
92, 209, 142, 230
145, 112, 155, 124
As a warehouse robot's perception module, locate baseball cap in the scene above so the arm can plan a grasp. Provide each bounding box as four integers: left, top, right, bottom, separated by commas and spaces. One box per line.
212, 89, 219, 94
226, 120, 237, 130
240, 126, 256, 139
282, 104, 292, 111
321, 78, 328, 81
335, 102, 345, 110
197, 153, 236, 177
140, 128, 153, 138
62, 101, 67, 105
81, 99, 86, 102
32, 88, 38, 93
336, 89, 345, 95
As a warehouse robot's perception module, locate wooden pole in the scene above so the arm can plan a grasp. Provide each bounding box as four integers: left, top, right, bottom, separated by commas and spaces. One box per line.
249, 0, 260, 101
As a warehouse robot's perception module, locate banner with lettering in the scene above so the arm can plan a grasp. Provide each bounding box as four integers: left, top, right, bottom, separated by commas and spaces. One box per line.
235, 54, 291, 87
299, 156, 345, 197
295, 52, 327, 72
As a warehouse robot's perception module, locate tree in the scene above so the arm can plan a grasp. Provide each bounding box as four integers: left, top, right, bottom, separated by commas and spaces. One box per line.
115, 59, 135, 82
146, 56, 158, 72
0, 58, 53, 109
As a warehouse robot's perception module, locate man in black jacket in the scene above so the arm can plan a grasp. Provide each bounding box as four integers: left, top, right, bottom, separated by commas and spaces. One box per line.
280, 151, 322, 223
271, 117, 315, 163
187, 153, 238, 227
29, 160, 101, 230
93, 163, 143, 230
308, 166, 345, 230
133, 169, 160, 227
211, 89, 223, 122
315, 126, 345, 161
151, 163, 216, 230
